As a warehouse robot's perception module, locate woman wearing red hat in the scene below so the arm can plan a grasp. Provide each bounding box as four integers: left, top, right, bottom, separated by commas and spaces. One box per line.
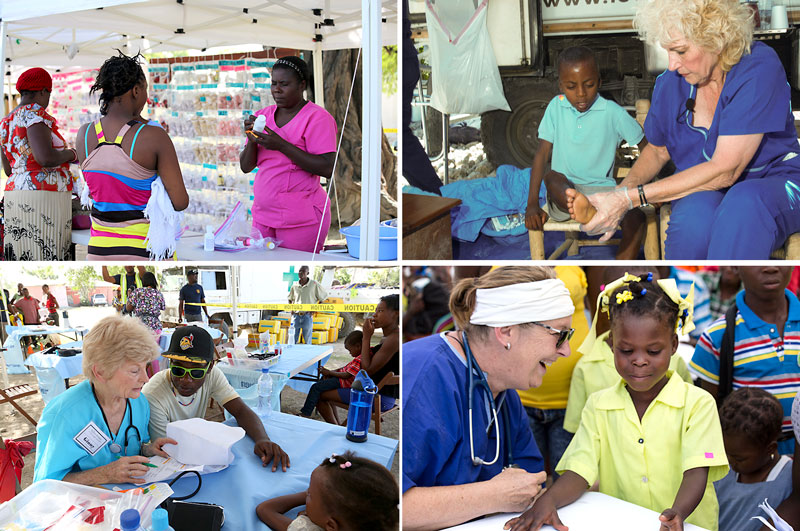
0, 67, 78, 260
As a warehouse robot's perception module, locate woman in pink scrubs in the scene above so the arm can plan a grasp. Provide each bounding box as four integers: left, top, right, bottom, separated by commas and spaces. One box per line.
240, 56, 337, 253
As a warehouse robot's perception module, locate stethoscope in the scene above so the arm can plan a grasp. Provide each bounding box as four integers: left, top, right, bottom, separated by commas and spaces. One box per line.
462, 331, 514, 468
91, 385, 141, 455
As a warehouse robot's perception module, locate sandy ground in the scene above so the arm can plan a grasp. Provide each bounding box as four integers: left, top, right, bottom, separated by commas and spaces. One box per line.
2, 308, 398, 493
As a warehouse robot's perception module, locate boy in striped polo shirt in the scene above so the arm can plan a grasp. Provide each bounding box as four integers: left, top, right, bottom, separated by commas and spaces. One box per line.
690, 267, 800, 455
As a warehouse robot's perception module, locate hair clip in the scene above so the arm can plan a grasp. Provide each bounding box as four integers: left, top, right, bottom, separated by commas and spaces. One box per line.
683, 309, 689, 317
646, 272, 653, 282
340, 461, 352, 469
615, 290, 634, 305
329, 454, 337, 463
640, 288, 647, 296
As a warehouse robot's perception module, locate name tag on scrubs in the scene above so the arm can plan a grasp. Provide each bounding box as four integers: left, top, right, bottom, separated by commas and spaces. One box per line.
73, 421, 111, 456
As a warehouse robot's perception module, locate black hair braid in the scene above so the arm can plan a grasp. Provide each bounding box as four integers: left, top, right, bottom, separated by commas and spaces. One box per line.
607, 278, 679, 332
719, 388, 783, 448
318, 451, 399, 531
272, 55, 309, 83
90, 51, 146, 115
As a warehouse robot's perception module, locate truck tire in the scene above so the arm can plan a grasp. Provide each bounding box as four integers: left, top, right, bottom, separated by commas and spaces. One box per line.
481, 76, 558, 169
339, 312, 356, 338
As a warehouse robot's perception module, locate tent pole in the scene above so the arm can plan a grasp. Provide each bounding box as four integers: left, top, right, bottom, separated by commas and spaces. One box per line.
359, 0, 381, 261
313, 42, 325, 110
0, 21, 7, 116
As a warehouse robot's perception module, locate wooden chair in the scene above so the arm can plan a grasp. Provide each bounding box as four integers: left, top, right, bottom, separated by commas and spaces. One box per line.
528, 204, 660, 259
330, 372, 399, 436
659, 203, 800, 259
0, 384, 38, 428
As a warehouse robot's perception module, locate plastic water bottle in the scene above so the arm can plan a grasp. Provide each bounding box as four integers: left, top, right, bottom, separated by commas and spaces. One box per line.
120, 509, 144, 531
149, 508, 175, 531
346, 373, 378, 443
257, 368, 273, 420
288, 320, 296, 346
204, 225, 215, 252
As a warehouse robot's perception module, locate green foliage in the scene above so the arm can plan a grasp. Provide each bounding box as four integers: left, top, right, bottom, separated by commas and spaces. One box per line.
334, 269, 352, 285
382, 46, 398, 96
22, 266, 58, 280
66, 267, 101, 303
367, 268, 399, 287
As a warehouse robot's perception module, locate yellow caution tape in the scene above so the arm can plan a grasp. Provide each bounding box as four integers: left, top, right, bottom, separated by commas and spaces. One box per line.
184, 302, 376, 312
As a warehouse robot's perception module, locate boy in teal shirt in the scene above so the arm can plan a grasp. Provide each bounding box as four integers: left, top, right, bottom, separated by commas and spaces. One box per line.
524, 46, 647, 259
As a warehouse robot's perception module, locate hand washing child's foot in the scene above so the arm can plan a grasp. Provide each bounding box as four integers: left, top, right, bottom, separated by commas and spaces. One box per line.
566, 188, 596, 224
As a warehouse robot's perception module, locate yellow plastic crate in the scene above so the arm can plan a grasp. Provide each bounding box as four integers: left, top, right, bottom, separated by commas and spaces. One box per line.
277, 328, 287, 344
247, 332, 260, 348
312, 314, 334, 330
336, 316, 344, 329
258, 320, 281, 334
311, 330, 327, 344
327, 327, 338, 343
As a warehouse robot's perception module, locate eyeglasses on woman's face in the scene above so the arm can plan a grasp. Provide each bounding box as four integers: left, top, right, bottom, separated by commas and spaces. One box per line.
530, 321, 575, 347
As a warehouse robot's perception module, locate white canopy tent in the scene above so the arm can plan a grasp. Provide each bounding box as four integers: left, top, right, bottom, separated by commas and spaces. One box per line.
0, 0, 397, 260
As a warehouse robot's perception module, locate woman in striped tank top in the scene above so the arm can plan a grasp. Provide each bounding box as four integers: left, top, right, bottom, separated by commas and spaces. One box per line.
76, 53, 188, 260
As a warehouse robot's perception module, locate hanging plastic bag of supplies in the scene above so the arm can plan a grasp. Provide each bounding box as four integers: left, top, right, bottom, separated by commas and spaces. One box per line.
212, 201, 281, 251
425, 0, 511, 115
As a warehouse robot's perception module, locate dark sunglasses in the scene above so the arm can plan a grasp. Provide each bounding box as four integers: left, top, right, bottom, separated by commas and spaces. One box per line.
170, 364, 210, 380
531, 322, 575, 347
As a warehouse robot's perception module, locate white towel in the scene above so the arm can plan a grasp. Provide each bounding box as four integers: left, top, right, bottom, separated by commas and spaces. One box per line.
143, 177, 183, 260
78, 174, 92, 209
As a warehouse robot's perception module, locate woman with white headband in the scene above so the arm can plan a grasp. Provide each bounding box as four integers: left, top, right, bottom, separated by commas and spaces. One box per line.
402, 266, 575, 530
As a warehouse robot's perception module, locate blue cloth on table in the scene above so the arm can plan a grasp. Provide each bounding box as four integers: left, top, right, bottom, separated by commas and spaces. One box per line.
110, 412, 398, 531
404, 164, 546, 242
402, 334, 543, 493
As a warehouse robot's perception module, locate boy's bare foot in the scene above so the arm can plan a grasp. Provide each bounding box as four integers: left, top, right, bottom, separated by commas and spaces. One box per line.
565, 188, 597, 224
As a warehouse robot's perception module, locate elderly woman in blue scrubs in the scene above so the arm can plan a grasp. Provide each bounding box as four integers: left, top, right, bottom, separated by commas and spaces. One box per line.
568, 0, 800, 259
34, 315, 176, 484
402, 266, 575, 530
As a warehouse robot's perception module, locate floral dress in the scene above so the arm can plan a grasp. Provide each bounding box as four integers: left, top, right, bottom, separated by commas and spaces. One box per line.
0, 103, 73, 192
128, 287, 166, 335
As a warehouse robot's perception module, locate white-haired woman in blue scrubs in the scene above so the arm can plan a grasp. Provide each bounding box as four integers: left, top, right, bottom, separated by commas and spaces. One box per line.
402, 266, 575, 530
34, 315, 176, 484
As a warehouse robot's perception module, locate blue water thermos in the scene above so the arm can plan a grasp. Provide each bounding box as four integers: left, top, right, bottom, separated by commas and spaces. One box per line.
346, 370, 378, 442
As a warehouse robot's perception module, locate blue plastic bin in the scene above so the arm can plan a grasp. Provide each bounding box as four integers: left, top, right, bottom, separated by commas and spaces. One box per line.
340, 225, 398, 260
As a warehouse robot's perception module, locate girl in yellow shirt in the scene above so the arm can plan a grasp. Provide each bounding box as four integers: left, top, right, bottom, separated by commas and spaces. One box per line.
505, 273, 728, 531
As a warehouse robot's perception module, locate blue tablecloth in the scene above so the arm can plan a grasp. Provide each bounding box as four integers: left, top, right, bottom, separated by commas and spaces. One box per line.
115, 412, 397, 531
23, 341, 83, 379
2, 326, 87, 375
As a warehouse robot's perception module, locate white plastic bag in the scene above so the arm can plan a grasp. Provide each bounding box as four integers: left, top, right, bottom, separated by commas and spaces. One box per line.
425, 0, 510, 114
212, 201, 281, 251
751, 498, 795, 531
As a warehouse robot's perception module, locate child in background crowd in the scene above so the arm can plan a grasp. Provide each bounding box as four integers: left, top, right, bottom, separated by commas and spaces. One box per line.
715, 388, 792, 531
42, 284, 59, 326
518, 266, 588, 479
524, 46, 647, 259
256, 451, 399, 531
563, 267, 692, 433
506, 273, 727, 531
690, 266, 800, 456
299, 331, 363, 418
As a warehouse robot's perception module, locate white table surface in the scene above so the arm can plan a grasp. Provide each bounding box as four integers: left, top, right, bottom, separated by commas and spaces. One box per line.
72, 229, 356, 261
443, 491, 711, 531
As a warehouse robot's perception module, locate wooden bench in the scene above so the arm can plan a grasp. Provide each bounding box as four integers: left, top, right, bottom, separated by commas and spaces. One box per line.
403, 194, 461, 260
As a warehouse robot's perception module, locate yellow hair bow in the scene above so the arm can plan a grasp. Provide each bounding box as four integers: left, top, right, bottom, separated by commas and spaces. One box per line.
579, 273, 695, 356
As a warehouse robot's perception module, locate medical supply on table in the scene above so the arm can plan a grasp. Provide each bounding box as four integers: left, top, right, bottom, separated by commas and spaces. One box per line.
149, 508, 175, 531
204, 225, 215, 252
346, 370, 378, 443
164, 418, 245, 467
257, 368, 274, 420
772, 4, 788, 30
288, 321, 296, 345
121, 508, 145, 531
